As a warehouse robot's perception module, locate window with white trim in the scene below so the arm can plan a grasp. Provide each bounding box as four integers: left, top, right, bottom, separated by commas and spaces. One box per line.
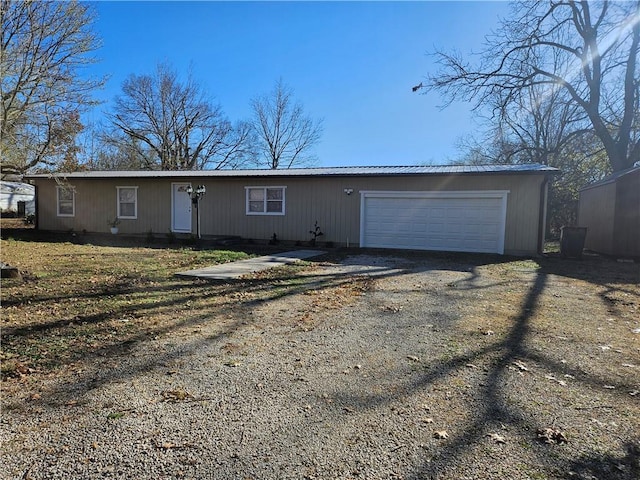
245, 186, 286, 215
117, 186, 138, 219
56, 186, 75, 217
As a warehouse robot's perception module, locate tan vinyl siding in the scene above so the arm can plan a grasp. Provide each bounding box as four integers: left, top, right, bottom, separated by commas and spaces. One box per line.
578, 183, 616, 255
613, 171, 640, 257
33, 179, 175, 234
32, 172, 547, 255
578, 169, 639, 257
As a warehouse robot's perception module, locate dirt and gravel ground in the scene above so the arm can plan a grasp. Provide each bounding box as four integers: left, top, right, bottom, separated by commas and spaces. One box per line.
1, 236, 639, 479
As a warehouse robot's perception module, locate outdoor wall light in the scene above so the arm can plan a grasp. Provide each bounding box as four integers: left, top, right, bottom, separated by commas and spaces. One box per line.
186, 185, 207, 239
344, 188, 354, 195
186, 185, 206, 196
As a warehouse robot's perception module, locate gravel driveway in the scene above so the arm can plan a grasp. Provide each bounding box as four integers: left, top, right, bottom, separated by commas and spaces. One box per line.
2, 253, 639, 479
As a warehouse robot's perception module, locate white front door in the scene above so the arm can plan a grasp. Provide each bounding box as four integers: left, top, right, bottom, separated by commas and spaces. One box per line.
172, 183, 192, 233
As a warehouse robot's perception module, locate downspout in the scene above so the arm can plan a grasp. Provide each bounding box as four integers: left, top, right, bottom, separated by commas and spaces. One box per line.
34, 183, 39, 230
537, 174, 550, 255
26, 180, 39, 231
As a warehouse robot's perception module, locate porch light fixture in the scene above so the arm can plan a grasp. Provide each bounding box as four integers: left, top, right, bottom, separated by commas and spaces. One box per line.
186, 185, 206, 239
186, 185, 206, 197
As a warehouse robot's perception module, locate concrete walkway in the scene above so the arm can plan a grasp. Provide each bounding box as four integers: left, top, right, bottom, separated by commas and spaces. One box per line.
175, 250, 326, 280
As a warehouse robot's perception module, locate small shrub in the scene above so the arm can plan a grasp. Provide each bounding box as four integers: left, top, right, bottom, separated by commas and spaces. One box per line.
309, 221, 323, 246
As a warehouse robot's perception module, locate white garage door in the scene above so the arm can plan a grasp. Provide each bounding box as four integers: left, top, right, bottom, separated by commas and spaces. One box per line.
360, 190, 509, 254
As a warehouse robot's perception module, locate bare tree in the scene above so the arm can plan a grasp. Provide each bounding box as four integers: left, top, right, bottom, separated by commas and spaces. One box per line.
250, 79, 322, 169
454, 73, 612, 237
418, 0, 640, 173
86, 129, 152, 171
1, 0, 104, 175
108, 63, 251, 170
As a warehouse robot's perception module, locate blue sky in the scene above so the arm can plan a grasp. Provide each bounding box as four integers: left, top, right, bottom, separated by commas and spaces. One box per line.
86, 1, 511, 167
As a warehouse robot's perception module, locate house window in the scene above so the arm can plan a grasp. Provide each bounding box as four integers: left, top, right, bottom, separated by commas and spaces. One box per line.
57, 186, 75, 217
245, 186, 286, 215
117, 186, 138, 219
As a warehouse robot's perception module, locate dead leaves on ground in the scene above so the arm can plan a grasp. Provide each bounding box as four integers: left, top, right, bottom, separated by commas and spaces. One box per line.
161, 388, 193, 402
160, 388, 217, 405
512, 360, 529, 372
487, 432, 507, 444
152, 439, 193, 450
537, 427, 568, 444
289, 275, 373, 329
0, 239, 256, 379
381, 304, 403, 313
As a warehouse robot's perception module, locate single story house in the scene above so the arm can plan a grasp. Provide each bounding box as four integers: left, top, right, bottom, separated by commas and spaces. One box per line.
578, 165, 640, 258
25, 164, 557, 256
0, 180, 35, 215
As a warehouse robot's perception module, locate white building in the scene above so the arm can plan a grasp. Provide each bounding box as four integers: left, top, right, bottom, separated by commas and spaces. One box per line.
0, 181, 35, 215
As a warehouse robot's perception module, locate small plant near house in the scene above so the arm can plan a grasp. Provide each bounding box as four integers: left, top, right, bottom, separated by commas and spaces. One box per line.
268, 233, 279, 245
309, 221, 323, 246
107, 217, 120, 234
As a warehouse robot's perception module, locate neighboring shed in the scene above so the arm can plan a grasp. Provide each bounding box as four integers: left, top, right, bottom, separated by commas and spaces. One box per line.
0, 181, 35, 215
25, 164, 557, 256
578, 165, 640, 258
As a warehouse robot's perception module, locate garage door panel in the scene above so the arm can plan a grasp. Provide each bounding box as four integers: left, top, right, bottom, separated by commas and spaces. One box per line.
361, 191, 507, 254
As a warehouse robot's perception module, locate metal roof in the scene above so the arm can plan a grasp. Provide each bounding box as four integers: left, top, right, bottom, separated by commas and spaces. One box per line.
579, 164, 640, 191
25, 164, 558, 179
1, 181, 35, 193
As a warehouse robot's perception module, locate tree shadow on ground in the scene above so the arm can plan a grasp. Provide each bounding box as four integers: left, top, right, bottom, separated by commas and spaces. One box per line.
325, 258, 638, 479
538, 252, 639, 284
2, 244, 527, 411
567, 441, 640, 480
3, 243, 638, 477
2, 256, 432, 405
